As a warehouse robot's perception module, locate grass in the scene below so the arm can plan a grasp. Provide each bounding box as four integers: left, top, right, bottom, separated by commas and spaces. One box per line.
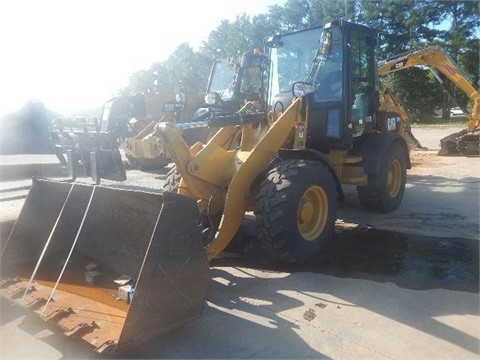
412, 116, 467, 127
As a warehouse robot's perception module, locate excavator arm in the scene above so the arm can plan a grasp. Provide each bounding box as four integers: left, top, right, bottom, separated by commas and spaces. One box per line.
378, 88, 425, 150
378, 45, 479, 155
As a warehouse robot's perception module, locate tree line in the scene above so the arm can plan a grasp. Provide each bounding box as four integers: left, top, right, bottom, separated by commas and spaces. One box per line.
121, 0, 479, 122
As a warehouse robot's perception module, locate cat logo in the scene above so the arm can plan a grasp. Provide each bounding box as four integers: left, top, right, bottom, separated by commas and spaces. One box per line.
391, 60, 406, 70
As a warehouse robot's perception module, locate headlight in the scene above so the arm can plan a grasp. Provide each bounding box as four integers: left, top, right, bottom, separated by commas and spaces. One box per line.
175, 93, 186, 104
204, 92, 219, 105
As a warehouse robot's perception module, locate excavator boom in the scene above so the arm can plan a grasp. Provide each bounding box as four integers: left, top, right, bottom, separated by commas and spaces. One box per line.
378, 45, 479, 156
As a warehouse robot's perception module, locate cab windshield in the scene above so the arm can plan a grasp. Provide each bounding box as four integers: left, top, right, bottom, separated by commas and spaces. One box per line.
269, 27, 324, 100
269, 24, 345, 105
208, 58, 237, 102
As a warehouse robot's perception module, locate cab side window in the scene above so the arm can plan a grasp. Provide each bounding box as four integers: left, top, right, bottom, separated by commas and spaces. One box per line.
349, 30, 376, 136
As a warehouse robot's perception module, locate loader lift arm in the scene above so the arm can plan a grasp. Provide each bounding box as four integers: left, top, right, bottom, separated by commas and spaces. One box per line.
154, 99, 303, 260
378, 45, 479, 155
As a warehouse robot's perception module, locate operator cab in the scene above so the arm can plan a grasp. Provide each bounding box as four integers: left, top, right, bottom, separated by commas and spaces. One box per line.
310, 19, 377, 151
268, 19, 378, 152
203, 50, 270, 114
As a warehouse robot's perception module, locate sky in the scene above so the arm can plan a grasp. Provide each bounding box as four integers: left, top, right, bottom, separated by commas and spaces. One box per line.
0, 0, 285, 116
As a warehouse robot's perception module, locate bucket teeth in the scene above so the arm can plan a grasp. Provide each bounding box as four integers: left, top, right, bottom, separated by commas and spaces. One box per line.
43, 307, 75, 322
0, 178, 210, 354
25, 297, 48, 310
0, 277, 20, 289
65, 321, 99, 338
95, 340, 117, 354
9, 285, 36, 299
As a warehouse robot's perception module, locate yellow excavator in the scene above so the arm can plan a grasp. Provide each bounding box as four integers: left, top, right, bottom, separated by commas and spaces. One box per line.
378, 45, 479, 156
1, 19, 412, 354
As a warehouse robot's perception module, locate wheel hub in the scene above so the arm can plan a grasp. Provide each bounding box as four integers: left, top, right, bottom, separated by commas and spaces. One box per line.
297, 185, 328, 241
387, 159, 401, 198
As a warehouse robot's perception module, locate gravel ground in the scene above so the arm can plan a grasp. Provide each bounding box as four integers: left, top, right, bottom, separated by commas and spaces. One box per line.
0, 125, 478, 359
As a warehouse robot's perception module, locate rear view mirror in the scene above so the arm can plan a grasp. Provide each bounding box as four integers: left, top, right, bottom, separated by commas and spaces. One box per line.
319, 30, 332, 55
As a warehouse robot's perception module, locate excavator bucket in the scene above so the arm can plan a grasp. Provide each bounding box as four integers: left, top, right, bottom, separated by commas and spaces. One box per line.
0, 178, 209, 355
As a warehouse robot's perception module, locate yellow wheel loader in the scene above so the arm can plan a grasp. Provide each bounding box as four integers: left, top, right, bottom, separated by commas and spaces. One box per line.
1, 19, 411, 354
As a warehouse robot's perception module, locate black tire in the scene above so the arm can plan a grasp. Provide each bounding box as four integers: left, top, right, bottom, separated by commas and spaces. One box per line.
357, 142, 407, 212
255, 160, 338, 263
163, 166, 182, 193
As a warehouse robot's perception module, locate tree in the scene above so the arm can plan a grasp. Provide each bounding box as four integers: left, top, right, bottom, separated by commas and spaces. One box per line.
266, 0, 353, 32
382, 68, 444, 122
122, 69, 155, 95
122, 44, 211, 95
358, 0, 477, 121
310, 0, 355, 24
199, 13, 279, 59
431, 1, 480, 116
358, 0, 442, 58
160, 43, 211, 93
120, 0, 478, 124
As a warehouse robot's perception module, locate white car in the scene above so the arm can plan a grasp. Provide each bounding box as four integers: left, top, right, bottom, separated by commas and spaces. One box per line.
450, 107, 464, 116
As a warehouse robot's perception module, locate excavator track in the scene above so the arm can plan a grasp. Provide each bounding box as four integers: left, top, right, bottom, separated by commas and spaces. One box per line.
456, 132, 480, 156
439, 129, 479, 156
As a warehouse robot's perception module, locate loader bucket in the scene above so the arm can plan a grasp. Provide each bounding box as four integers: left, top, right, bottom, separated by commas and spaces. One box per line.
0, 178, 209, 355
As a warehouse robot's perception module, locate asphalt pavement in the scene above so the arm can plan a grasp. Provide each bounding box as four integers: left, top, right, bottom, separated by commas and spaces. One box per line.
0, 129, 479, 359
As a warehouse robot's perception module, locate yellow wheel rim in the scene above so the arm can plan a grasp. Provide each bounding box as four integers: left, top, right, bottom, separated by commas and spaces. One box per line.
297, 185, 328, 241
387, 159, 402, 198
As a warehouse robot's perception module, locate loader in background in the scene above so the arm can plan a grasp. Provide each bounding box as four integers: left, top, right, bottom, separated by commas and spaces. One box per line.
51, 50, 272, 183
1, 19, 411, 354
50, 92, 205, 183
124, 50, 271, 172
120, 92, 206, 170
